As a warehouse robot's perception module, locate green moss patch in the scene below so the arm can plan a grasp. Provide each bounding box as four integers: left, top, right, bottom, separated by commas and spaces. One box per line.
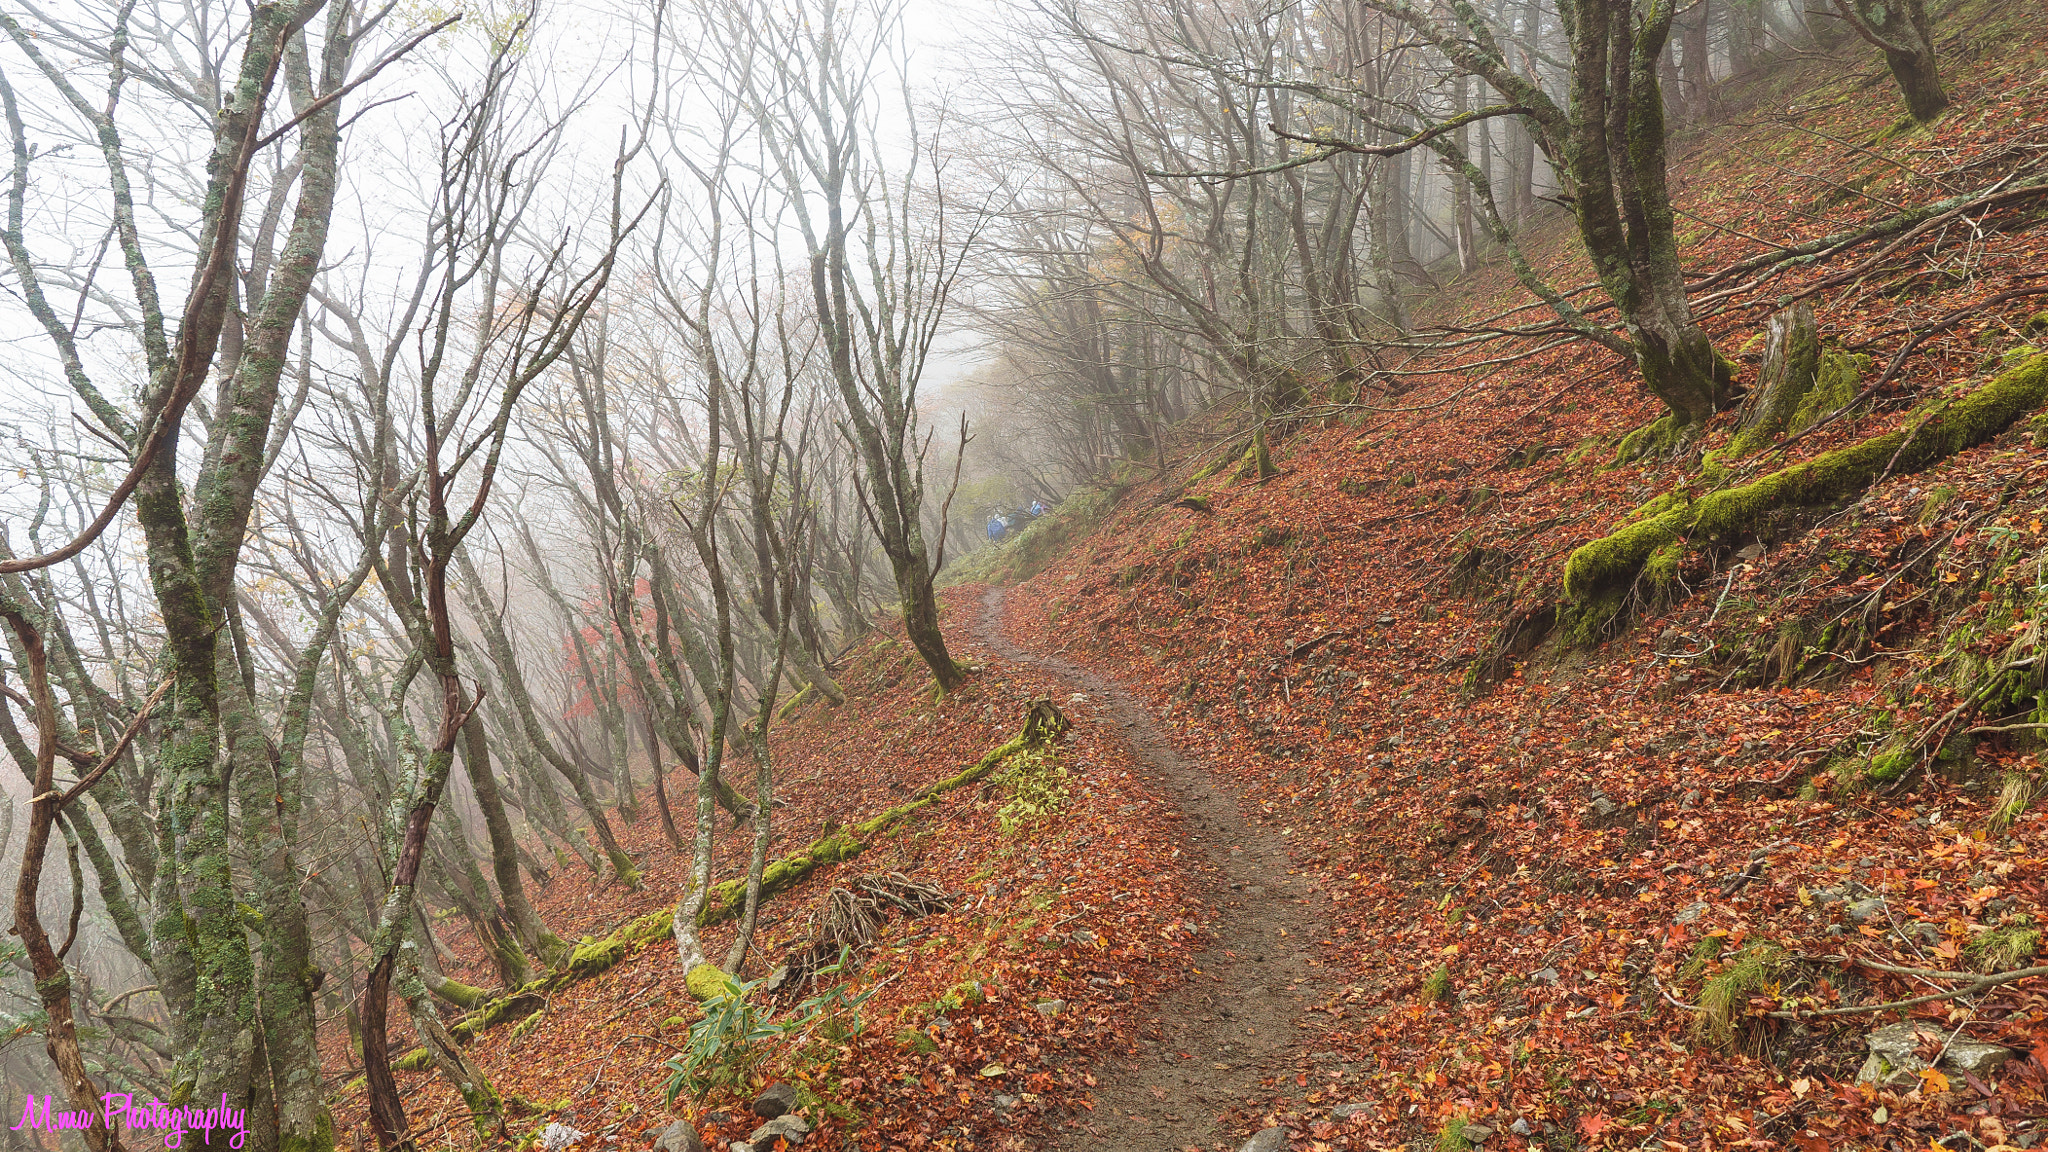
1967, 918, 2039, 973
686, 962, 736, 1001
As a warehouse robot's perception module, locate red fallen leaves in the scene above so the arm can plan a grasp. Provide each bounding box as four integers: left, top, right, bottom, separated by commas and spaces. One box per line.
990, 27, 2048, 1152
330, 594, 1219, 1151
338, 29, 2048, 1152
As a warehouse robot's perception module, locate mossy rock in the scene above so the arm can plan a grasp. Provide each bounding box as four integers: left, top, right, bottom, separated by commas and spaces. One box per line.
687, 963, 736, 1002
2025, 312, 2048, 336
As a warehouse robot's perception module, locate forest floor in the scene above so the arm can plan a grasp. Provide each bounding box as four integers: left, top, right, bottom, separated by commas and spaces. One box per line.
348, 3, 2048, 1150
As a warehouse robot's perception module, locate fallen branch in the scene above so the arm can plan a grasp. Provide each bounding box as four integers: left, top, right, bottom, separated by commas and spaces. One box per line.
1659, 955, 2047, 1023
1766, 962, 2048, 1019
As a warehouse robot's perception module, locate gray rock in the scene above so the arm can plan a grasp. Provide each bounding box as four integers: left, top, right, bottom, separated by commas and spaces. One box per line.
652, 1122, 706, 1152
993, 1095, 1018, 1110
1532, 967, 1559, 985
1331, 1103, 1369, 1120
1867, 1021, 1930, 1060
1510, 1119, 1532, 1136
1590, 796, 1618, 818
728, 1144, 753, 1152
747, 1117, 810, 1148
1070, 929, 1098, 945
540, 1125, 588, 1152
1845, 897, 1886, 924
1946, 1040, 2017, 1075
1462, 1125, 1494, 1143
1673, 903, 1706, 924
752, 1083, 798, 1119
1859, 1023, 1934, 1088
1034, 999, 1066, 1016
1239, 1127, 1288, 1152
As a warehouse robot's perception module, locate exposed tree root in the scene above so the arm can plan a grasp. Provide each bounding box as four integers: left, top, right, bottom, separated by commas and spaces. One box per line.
1563, 352, 2048, 639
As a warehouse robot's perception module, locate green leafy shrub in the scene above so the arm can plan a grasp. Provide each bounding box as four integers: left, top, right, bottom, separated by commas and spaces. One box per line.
661, 948, 877, 1104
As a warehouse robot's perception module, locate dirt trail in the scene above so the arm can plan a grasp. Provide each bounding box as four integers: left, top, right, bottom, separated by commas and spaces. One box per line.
974, 586, 1329, 1152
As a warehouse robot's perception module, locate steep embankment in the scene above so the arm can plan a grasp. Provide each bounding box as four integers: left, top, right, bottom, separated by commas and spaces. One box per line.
974, 8, 2048, 1150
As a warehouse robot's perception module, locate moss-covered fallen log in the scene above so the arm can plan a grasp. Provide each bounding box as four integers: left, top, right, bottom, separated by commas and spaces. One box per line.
1564, 352, 2048, 632
406, 705, 1063, 1059
697, 732, 1029, 925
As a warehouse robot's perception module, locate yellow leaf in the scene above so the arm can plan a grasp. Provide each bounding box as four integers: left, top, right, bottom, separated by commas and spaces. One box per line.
1797, 886, 1813, 907
1919, 1067, 1950, 1094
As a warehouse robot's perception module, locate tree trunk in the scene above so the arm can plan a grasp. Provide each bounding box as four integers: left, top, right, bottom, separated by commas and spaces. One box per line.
1836, 0, 1948, 121
0, 608, 128, 1152
1682, 0, 1713, 117
644, 710, 687, 852
451, 549, 572, 965
1881, 42, 1948, 121
1450, 78, 1479, 273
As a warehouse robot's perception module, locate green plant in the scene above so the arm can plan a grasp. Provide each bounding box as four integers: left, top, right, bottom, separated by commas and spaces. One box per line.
1690, 943, 1785, 1052
1419, 964, 1453, 1004
995, 747, 1070, 836
1990, 770, 2042, 832
1967, 917, 2039, 973
661, 947, 877, 1104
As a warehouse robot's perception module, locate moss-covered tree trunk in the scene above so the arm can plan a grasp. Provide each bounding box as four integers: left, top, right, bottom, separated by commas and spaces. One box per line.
1837, 0, 1948, 122
1375, 0, 1735, 430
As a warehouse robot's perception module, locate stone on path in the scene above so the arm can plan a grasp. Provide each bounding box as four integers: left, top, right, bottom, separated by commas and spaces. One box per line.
1239, 1126, 1288, 1152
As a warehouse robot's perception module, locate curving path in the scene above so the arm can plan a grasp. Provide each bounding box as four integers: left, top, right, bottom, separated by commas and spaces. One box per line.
974, 586, 1328, 1152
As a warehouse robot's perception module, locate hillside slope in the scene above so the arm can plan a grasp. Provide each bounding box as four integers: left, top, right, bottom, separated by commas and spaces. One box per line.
978, 6, 2048, 1149
346, 8, 2048, 1152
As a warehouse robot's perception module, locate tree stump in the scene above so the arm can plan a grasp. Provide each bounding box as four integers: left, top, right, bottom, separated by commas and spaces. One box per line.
1738, 303, 1821, 443
1021, 696, 1070, 745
